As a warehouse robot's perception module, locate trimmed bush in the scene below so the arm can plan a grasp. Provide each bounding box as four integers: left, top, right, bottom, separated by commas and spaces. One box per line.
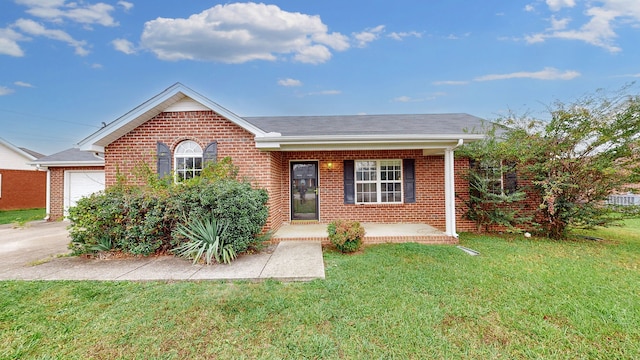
327, 220, 365, 253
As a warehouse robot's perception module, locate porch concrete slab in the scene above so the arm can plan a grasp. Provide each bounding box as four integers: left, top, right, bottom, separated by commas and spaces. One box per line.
272, 223, 328, 239
260, 240, 325, 281
272, 222, 448, 240
362, 223, 443, 236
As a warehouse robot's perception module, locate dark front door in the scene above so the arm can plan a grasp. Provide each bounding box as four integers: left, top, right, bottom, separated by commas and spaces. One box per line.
291, 161, 319, 220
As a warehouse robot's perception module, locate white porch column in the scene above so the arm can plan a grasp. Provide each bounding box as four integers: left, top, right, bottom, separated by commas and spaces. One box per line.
444, 147, 458, 237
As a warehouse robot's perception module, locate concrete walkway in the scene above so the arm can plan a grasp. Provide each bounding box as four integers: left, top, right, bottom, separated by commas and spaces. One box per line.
0, 221, 325, 282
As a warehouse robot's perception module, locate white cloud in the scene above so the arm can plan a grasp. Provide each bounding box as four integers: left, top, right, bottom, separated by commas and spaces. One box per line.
15, 0, 118, 27
14, 81, 34, 87
0, 28, 26, 57
388, 31, 422, 41
294, 44, 332, 64
525, 4, 535, 12
474, 67, 580, 81
91, 63, 103, 69
392, 92, 446, 103
112, 38, 135, 54
432, 80, 470, 85
309, 90, 341, 96
0, 86, 15, 96
549, 16, 570, 30
353, 25, 385, 48
278, 78, 302, 87
393, 96, 414, 103
14, 18, 89, 56
527, 0, 640, 52
140, 3, 349, 64
546, 0, 576, 12
118, 1, 133, 12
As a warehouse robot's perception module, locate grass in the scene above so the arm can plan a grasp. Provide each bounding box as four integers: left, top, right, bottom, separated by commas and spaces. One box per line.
1, 221, 639, 359
0, 208, 46, 226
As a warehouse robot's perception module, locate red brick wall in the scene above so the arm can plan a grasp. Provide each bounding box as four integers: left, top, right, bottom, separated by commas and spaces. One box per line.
0, 169, 46, 210
280, 150, 473, 232
48, 166, 105, 220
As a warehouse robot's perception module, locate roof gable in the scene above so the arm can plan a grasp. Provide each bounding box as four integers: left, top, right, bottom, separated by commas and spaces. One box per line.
78, 83, 267, 152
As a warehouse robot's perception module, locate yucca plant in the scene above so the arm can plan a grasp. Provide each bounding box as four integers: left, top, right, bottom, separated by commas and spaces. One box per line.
172, 214, 236, 264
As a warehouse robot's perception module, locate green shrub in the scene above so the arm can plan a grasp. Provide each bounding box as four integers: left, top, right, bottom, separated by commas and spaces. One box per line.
327, 220, 365, 253
172, 214, 236, 264
169, 179, 269, 254
67, 158, 268, 257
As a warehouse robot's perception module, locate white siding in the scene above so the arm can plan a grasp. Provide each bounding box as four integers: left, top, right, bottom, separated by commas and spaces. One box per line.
0, 143, 34, 170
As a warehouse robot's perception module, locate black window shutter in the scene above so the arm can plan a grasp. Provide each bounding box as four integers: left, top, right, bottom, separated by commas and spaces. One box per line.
403, 159, 416, 203
157, 142, 171, 179
504, 162, 518, 194
203, 141, 218, 165
343, 160, 355, 204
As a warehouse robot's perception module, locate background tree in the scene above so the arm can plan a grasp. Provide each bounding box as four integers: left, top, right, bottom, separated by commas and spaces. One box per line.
463, 86, 640, 239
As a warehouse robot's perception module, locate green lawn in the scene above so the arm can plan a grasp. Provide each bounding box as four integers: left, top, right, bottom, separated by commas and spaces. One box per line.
1, 221, 639, 359
0, 208, 45, 225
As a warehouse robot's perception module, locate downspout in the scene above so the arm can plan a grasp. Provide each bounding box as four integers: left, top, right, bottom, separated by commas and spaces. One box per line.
44, 168, 51, 220
444, 139, 464, 238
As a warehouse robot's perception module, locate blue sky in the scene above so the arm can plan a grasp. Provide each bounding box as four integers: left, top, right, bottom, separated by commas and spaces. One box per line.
1, 0, 639, 155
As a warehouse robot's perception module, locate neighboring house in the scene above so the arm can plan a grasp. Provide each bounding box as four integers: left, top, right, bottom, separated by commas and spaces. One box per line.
38, 83, 491, 242
0, 138, 46, 211
30, 148, 105, 219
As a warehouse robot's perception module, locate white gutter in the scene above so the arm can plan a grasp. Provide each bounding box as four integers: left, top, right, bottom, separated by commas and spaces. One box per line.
255, 134, 483, 150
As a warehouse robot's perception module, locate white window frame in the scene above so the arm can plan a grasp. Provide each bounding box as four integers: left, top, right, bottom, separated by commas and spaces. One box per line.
355, 159, 403, 204
174, 140, 203, 182
477, 159, 504, 195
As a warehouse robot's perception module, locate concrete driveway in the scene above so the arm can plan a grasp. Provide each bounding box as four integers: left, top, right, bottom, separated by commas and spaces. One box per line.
0, 220, 325, 282
0, 221, 71, 275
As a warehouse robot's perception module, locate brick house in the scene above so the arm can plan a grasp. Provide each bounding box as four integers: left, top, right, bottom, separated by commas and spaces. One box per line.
0, 138, 46, 210
39, 83, 491, 242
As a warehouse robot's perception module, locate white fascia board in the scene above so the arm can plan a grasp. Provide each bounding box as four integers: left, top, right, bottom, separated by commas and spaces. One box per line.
255, 134, 485, 151
28, 161, 105, 168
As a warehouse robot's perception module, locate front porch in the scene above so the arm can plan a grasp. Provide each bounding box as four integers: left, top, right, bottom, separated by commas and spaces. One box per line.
272, 222, 459, 245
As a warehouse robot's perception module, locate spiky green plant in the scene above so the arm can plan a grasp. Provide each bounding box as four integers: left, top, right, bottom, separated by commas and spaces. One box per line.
172, 214, 236, 264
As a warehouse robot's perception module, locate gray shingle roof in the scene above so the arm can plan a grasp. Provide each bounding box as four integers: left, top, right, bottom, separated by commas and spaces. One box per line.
19, 147, 44, 159
243, 113, 490, 136
31, 148, 104, 166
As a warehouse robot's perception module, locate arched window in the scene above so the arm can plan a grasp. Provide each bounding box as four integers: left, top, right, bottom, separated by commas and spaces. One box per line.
174, 140, 203, 181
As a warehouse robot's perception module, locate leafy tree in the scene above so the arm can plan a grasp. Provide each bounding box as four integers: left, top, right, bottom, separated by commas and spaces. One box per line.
464, 86, 640, 239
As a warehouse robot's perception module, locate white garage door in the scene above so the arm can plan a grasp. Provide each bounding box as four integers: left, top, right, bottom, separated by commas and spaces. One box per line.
64, 170, 105, 215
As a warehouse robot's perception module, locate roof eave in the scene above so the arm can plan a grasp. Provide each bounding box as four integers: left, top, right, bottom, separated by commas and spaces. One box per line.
255, 134, 486, 151
29, 160, 105, 168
